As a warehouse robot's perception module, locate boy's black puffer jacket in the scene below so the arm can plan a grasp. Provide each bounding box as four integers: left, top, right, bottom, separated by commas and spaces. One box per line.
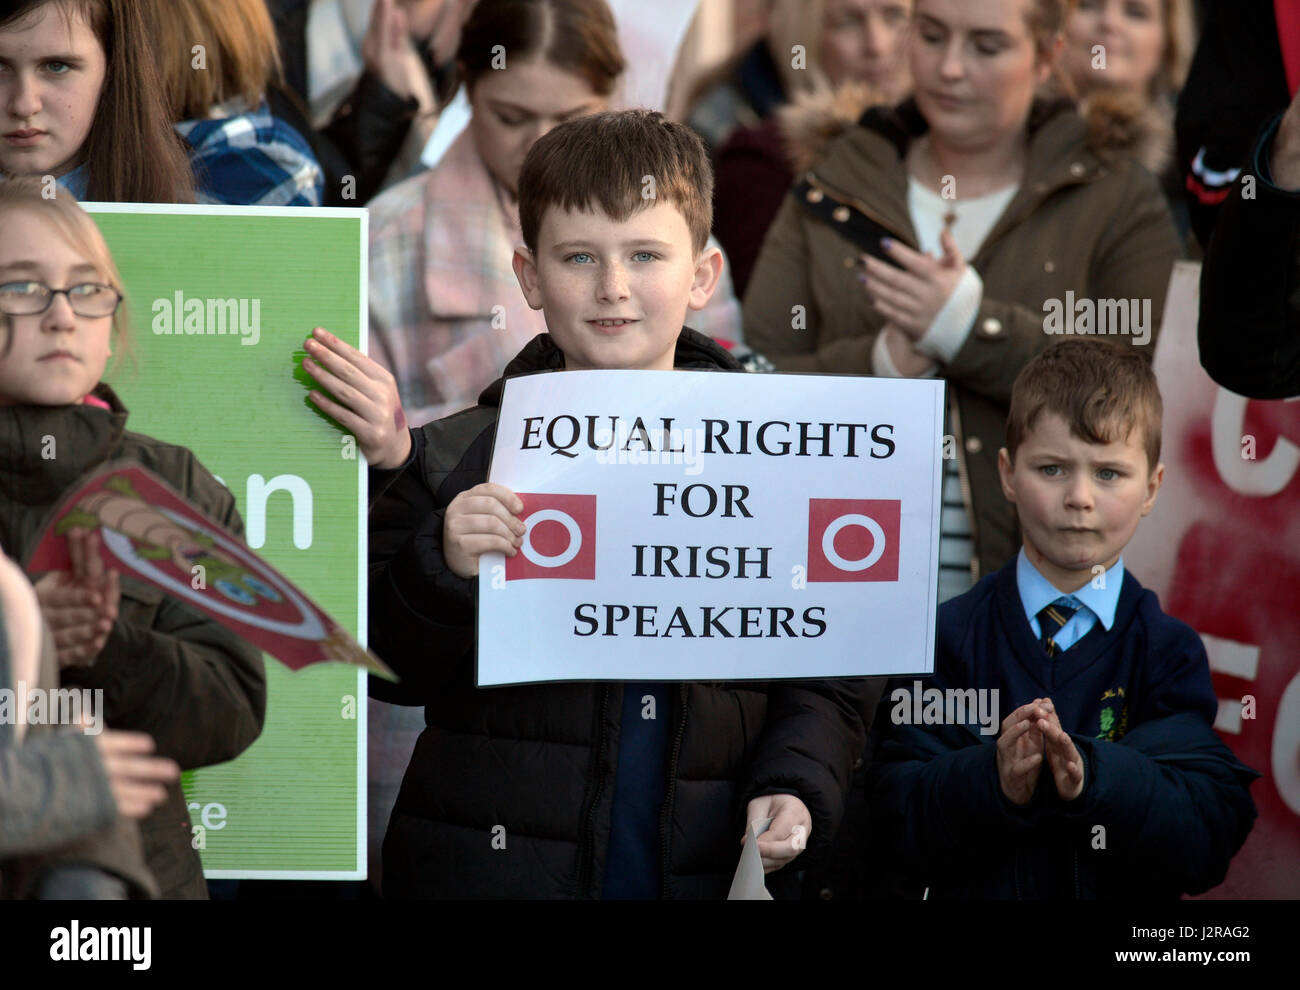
369, 329, 870, 898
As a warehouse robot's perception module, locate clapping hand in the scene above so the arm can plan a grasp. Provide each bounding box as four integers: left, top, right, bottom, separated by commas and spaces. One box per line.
1034, 699, 1086, 801
996, 699, 1050, 805
34, 527, 120, 669
861, 229, 967, 342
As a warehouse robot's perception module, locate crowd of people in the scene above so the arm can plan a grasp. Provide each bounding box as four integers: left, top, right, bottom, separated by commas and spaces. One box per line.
0, 0, 1290, 900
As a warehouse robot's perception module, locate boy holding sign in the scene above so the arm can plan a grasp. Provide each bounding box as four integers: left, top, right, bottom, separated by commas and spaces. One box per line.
346, 110, 868, 898
868, 339, 1259, 898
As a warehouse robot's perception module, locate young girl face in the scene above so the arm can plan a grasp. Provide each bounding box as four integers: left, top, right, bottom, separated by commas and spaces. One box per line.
1063, 0, 1166, 96
0, 2, 108, 179
910, 0, 1054, 151
0, 208, 115, 406
467, 57, 607, 199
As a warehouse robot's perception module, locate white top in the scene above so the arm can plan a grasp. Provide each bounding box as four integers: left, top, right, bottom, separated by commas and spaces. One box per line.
872, 177, 1019, 377
873, 175, 1018, 603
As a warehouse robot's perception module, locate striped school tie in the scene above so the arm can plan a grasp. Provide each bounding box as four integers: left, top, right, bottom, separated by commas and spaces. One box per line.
1036, 598, 1080, 656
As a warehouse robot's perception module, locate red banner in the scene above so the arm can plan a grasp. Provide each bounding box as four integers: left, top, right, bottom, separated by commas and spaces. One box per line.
1126, 263, 1300, 898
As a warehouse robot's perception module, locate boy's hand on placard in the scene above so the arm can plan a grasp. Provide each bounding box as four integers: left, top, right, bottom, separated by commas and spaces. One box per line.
303, 327, 413, 470
443, 483, 525, 579
1036, 700, 1085, 801
742, 794, 813, 873
996, 699, 1048, 805
94, 731, 180, 820
34, 528, 120, 669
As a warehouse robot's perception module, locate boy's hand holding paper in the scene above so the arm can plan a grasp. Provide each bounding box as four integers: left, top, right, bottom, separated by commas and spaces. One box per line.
444, 483, 526, 578
743, 793, 811, 873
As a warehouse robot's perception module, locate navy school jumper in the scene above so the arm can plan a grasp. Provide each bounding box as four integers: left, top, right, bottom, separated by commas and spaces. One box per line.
868, 558, 1259, 899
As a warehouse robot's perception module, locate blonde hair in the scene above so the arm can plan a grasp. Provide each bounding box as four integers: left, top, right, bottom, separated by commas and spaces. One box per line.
1060, 0, 1198, 103
0, 178, 134, 371
140, 0, 280, 120
1156, 0, 1196, 99
768, 0, 833, 95
768, 0, 915, 97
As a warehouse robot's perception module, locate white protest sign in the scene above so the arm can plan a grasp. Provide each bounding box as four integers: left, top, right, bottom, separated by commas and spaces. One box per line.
477, 370, 945, 685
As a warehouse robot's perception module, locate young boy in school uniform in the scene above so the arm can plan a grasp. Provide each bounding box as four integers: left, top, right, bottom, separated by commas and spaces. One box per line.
350, 109, 868, 898
869, 338, 1258, 899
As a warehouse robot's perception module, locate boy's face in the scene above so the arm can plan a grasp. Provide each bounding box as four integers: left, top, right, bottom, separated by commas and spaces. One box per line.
512, 200, 723, 372
997, 411, 1163, 589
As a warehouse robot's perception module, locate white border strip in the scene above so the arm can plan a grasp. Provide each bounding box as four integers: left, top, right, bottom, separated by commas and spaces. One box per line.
81, 201, 367, 220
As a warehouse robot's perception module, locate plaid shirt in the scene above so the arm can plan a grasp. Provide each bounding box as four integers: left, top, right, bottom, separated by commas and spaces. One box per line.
176, 103, 324, 207
368, 128, 744, 427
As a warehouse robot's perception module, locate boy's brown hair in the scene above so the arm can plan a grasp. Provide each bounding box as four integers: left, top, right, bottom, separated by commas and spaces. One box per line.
1006, 338, 1163, 470
518, 109, 713, 256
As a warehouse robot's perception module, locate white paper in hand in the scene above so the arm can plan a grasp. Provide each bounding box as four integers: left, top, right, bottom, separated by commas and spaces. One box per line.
727, 818, 774, 900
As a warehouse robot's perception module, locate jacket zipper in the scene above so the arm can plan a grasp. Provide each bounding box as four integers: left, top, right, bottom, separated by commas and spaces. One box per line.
658, 683, 689, 900
947, 389, 981, 584
1073, 845, 1081, 899
576, 684, 611, 898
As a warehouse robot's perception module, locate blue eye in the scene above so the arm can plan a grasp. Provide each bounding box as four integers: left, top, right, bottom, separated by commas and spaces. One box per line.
1097, 468, 1119, 481
632, 251, 656, 263
44, 61, 71, 75
1040, 465, 1061, 477
567, 253, 594, 264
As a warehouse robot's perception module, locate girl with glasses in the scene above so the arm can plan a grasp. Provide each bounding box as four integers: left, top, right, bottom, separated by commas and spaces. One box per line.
0, 178, 266, 899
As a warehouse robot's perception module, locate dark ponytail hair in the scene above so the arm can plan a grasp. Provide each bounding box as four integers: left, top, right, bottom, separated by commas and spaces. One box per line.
455, 0, 626, 97
0, 0, 195, 203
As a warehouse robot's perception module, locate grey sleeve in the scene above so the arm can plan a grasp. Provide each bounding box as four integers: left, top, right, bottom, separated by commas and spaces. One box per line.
0, 732, 118, 858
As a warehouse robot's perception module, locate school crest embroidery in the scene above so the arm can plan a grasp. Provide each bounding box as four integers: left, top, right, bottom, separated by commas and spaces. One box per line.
1096, 686, 1129, 741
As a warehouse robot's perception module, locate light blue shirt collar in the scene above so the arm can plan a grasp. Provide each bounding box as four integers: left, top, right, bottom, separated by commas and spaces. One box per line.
1016, 547, 1124, 633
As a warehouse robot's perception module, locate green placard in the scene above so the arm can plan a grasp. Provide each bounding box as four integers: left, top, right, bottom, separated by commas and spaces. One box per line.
89, 204, 367, 878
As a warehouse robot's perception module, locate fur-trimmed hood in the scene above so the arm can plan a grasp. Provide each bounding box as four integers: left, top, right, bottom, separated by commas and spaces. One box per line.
778, 84, 1174, 177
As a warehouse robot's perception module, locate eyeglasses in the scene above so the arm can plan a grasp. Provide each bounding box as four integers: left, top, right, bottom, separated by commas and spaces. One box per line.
0, 281, 122, 318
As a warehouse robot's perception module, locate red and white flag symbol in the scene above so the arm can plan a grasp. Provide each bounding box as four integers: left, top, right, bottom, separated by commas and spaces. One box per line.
505, 494, 597, 581
807, 498, 900, 582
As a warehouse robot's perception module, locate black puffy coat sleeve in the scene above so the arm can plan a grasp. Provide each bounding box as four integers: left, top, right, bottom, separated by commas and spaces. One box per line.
736, 678, 869, 857
1175, 0, 1288, 248
368, 411, 495, 697
1199, 115, 1300, 399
